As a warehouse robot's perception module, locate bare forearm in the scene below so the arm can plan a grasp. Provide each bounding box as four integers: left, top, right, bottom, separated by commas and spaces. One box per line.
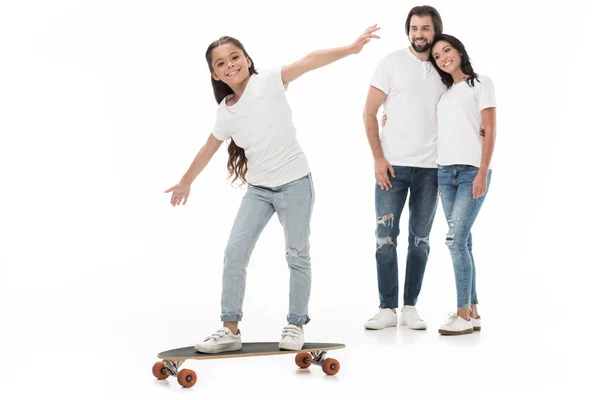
282, 26, 379, 85
180, 145, 214, 184
479, 130, 495, 170
298, 46, 353, 74
363, 111, 384, 159
180, 134, 223, 184
480, 108, 496, 171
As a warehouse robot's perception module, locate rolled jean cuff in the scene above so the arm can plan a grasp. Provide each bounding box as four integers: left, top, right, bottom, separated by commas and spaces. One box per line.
287, 314, 310, 325
221, 314, 243, 322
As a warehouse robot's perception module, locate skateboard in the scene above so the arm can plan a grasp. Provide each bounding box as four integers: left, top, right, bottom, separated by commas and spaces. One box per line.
152, 342, 345, 388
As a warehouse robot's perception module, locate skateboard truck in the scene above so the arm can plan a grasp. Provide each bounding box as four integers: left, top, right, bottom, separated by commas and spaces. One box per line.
307, 350, 327, 364
162, 360, 184, 376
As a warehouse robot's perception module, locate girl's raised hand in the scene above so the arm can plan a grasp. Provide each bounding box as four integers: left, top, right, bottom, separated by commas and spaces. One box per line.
348, 25, 381, 54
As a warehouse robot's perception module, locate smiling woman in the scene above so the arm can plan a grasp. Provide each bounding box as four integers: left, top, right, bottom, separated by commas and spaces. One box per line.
430, 34, 478, 89
429, 33, 497, 336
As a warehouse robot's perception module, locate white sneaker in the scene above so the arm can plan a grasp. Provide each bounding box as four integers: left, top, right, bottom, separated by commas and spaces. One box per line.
364, 308, 397, 330
399, 306, 427, 330
471, 316, 481, 332
438, 313, 474, 335
279, 324, 305, 351
194, 327, 242, 353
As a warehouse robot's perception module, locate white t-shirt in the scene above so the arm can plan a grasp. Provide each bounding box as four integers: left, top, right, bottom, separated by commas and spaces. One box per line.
212, 67, 310, 188
436, 75, 496, 168
370, 48, 446, 168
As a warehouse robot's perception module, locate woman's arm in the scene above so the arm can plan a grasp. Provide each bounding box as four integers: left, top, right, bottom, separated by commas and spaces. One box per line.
479, 107, 496, 171
472, 107, 496, 199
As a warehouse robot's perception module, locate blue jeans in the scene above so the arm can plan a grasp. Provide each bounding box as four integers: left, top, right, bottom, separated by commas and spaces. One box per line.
375, 166, 439, 308
438, 165, 491, 308
221, 174, 314, 325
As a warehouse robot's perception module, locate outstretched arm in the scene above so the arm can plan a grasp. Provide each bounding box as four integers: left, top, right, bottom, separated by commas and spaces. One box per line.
281, 25, 380, 85
179, 133, 223, 185
164, 133, 223, 206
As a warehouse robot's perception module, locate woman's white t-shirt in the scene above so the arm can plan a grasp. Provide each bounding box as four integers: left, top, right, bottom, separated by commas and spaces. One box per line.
212, 67, 310, 188
436, 74, 496, 168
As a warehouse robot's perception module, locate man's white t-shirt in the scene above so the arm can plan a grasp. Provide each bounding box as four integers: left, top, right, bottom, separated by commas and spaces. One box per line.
436, 75, 496, 168
212, 67, 310, 188
370, 48, 446, 168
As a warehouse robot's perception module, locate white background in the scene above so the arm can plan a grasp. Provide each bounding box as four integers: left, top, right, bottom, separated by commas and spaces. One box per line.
1, 0, 598, 398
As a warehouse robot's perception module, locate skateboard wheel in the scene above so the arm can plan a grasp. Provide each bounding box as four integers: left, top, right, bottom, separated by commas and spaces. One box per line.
295, 352, 312, 369
177, 369, 197, 388
152, 362, 169, 380
322, 358, 340, 376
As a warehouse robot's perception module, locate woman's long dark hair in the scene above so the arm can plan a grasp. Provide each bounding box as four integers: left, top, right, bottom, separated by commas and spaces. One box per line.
205, 36, 257, 184
429, 34, 479, 89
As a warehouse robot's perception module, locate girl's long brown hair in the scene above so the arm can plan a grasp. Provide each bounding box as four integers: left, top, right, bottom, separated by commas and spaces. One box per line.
205, 36, 257, 184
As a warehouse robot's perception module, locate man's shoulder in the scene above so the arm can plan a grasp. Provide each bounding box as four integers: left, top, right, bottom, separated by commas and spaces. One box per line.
380, 48, 410, 63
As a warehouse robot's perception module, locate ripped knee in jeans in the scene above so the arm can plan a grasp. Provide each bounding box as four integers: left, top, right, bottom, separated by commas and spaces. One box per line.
376, 213, 395, 250
376, 213, 394, 227
286, 247, 299, 258
445, 218, 455, 246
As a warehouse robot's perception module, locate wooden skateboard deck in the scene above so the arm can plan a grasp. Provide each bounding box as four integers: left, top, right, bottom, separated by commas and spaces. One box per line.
153, 342, 345, 388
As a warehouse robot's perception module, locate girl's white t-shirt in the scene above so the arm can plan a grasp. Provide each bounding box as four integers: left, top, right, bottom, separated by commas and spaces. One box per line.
436, 74, 496, 168
212, 67, 310, 188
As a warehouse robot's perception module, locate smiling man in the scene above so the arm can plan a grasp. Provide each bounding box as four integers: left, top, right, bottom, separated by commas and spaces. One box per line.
363, 5, 446, 331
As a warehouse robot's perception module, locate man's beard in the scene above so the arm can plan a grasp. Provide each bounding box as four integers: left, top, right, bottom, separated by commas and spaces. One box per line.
412, 38, 432, 53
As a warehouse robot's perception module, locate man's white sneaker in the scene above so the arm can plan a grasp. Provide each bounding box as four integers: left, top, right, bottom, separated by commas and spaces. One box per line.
194, 327, 242, 353
438, 313, 474, 335
471, 316, 481, 331
279, 324, 305, 351
399, 306, 427, 330
364, 308, 397, 330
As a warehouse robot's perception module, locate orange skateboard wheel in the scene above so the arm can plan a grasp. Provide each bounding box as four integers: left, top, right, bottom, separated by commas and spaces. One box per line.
152, 362, 169, 380
322, 358, 340, 375
177, 369, 197, 388
295, 352, 312, 368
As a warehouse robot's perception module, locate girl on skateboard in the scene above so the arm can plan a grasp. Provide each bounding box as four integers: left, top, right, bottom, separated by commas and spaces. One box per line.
165, 25, 380, 353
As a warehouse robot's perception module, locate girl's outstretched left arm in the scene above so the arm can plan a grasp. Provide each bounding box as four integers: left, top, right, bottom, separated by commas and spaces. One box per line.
281, 25, 380, 85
